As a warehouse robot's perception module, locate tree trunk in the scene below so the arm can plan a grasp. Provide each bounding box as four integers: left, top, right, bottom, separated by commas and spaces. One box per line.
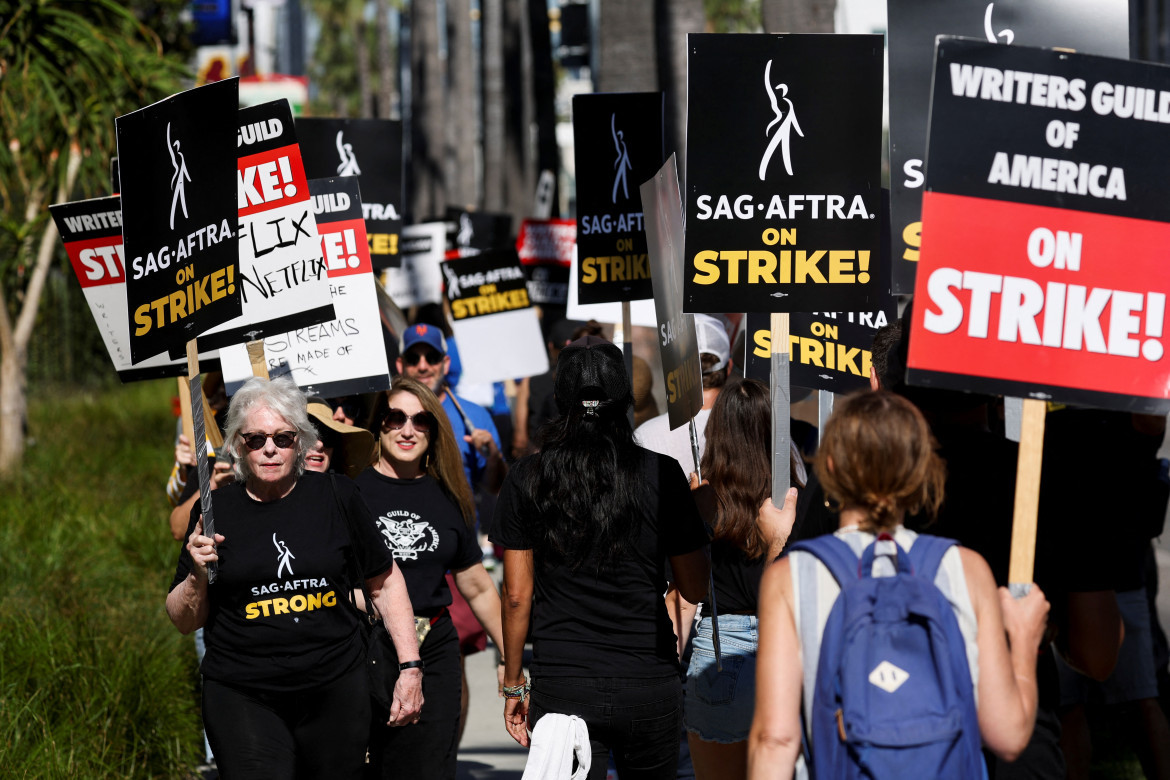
596, 0, 657, 93
354, 13, 375, 117
481, 0, 506, 210
0, 345, 26, 478
376, 0, 397, 117
411, 0, 447, 219
655, 0, 704, 186
760, 0, 836, 34
447, 0, 479, 208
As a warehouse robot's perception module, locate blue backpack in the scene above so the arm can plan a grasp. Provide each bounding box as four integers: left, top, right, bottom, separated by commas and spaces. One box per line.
786, 534, 985, 780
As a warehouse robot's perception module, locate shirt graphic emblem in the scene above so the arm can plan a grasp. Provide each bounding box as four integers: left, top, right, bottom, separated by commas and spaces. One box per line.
377, 510, 440, 560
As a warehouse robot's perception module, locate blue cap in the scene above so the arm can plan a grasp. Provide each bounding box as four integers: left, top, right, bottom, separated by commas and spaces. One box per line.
401, 323, 448, 354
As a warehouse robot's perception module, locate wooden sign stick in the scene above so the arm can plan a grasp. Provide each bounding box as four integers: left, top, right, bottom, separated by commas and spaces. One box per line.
246, 339, 270, 380
1008, 398, 1046, 596
178, 376, 195, 452
771, 312, 792, 508
186, 338, 219, 584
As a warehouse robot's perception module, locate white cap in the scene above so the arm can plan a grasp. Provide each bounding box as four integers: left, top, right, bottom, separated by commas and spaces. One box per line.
694, 314, 730, 373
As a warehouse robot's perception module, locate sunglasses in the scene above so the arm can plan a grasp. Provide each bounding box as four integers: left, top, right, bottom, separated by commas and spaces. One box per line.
382, 408, 435, 434
402, 348, 444, 367
240, 431, 297, 451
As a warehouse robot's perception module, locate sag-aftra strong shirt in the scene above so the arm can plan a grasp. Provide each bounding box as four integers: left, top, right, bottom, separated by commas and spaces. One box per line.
171, 472, 393, 691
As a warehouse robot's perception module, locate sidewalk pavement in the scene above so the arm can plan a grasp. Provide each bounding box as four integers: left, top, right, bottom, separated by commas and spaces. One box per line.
456, 645, 528, 780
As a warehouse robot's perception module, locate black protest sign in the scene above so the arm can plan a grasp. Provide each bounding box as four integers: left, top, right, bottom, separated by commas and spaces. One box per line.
744, 309, 895, 392
517, 217, 575, 305
296, 118, 403, 268
117, 78, 241, 364
642, 156, 702, 430
887, 0, 1128, 294
573, 92, 663, 304
684, 34, 884, 313
443, 251, 532, 321
908, 39, 1170, 414
446, 208, 514, 251
195, 100, 335, 353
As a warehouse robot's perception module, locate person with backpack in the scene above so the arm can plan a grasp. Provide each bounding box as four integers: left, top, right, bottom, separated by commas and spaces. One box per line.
747, 390, 1050, 779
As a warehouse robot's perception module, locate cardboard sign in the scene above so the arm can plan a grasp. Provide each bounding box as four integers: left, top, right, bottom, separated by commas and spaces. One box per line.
296, 118, 403, 268
444, 251, 550, 384
49, 196, 219, 380
385, 222, 446, 308
566, 248, 658, 327
516, 218, 575, 305
221, 177, 391, 398
196, 100, 336, 352
745, 310, 893, 392
446, 208, 514, 251
908, 38, 1170, 413
117, 78, 241, 363
573, 92, 664, 304
642, 156, 702, 429
683, 34, 884, 314
887, 0, 1129, 294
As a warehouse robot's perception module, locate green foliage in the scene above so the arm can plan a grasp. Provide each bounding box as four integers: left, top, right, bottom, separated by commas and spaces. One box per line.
0, 380, 204, 778
704, 0, 762, 33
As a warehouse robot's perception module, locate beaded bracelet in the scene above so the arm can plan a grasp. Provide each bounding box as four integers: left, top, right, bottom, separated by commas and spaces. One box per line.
502, 679, 529, 700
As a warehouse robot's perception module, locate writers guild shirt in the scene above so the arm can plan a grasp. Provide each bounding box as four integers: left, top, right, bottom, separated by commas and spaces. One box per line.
355, 469, 482, 616
170, 471, 394, 691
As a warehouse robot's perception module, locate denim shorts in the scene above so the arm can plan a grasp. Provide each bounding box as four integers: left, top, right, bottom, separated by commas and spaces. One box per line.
684, 614, 758, 743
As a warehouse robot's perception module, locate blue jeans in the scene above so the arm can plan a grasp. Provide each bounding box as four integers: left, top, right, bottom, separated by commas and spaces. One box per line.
684, 614, 758, 743
528, 675, 683, 780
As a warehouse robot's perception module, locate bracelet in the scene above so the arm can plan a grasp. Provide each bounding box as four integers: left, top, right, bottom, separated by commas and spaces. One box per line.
398, 659, 425, 672
502, 679, 529, 700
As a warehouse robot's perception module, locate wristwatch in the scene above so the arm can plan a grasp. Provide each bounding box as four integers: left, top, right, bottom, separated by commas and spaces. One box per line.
398, 659, 425, 672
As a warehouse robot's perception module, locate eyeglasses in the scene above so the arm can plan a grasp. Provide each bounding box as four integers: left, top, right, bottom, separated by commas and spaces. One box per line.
382, 408, 434, 434
240, 431, 297, 451
402, 348, 444, 367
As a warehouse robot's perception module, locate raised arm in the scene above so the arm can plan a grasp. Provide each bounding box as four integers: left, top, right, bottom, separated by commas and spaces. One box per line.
166, 518, 221, 634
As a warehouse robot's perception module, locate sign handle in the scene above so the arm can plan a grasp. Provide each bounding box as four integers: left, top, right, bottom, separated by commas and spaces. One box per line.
621, 300, 634, 429
1008, 398, 1046, 596
187, 338, 218, 585
246, 339, 270, 380
178, 377, 195, 455
817, 389, 834, 444
770, 313, 792, 508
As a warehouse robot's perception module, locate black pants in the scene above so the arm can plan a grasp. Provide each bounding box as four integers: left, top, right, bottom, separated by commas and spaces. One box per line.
528, 675, 683, 780
366, 613, 463, 780
203, 665, 370, 780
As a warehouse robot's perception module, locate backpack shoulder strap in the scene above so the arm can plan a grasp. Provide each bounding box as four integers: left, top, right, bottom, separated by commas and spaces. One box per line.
787, 535, 861, 587
906, 534, 958, 583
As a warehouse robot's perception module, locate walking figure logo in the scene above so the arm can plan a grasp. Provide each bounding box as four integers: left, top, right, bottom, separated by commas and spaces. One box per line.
167, 122, 191, 230
273, 533, 296, 577
611, 113, 632, 204
335, 131, 361, 176
983, 3, 1014, 44
457, 213, 474, 247
443, 263, 462, 298
758, 60, 803, 181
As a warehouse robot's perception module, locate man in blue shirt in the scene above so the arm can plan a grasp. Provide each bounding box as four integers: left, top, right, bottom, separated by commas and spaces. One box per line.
396, 323, 507, 495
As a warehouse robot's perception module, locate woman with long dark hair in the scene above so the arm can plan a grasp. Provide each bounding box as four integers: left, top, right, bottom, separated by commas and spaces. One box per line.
356, 376, 505, 780
491, 336, 710, 779
683, 378, 800, 780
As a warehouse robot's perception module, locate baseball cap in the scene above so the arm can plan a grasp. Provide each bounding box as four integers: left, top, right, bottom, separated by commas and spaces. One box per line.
401, 323, 447, 355
554, 335, 631, 414
694, 314, 730, 373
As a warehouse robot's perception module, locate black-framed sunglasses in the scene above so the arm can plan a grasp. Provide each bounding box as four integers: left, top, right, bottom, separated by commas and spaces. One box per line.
240, 431, 297, 451
382, 408, 435, 434
402, 348, 444, 367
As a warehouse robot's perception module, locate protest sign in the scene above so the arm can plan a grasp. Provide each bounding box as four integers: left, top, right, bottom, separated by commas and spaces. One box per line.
566, 248, 657, 327
641, 156, 702, 430
446, 208, 514, 252
386, 222, 447, 308
516, 217, 575, 305
220, 177, 391, 398
117, 78, 241, 364
887, 0, 1128, 294
908, 38, 1170, 414
744, 309, 893, 392
296, 118, 403, 268
196, 100, 335, 352
573, 92, 663, 304
50, 196, 220, 380
684, 34, 884, 313
443, 250, 549, 384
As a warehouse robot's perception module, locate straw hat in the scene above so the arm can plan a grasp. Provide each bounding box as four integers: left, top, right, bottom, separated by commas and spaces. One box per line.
306, 399, 376, 479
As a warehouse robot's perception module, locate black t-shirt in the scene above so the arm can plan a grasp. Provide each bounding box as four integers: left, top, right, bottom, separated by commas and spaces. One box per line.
170, 471, 394, 691
707, 541, 766, 614
354, 468, 482, 616
489, 448, 709, 678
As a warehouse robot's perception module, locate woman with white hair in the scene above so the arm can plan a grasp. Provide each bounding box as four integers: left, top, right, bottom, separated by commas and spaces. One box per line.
166, 377, 423, 779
